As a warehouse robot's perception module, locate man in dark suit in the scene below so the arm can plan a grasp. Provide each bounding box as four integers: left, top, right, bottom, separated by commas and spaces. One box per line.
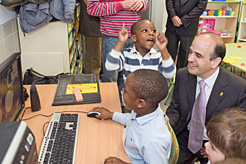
165, 0, 207, 69
166, 33, 246, 164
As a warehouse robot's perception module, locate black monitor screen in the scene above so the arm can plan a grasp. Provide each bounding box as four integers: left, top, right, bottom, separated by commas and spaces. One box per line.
0, 53, 24, 122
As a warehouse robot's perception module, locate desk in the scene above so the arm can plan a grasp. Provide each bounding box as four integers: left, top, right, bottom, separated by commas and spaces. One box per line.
22, 83, 130, 164
223, 42, 246, 73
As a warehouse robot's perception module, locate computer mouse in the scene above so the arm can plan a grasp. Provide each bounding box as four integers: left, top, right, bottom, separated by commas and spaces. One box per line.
87, 111, 101, 118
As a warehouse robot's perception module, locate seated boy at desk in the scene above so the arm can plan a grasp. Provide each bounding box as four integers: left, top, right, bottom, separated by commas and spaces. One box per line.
105, 19, 176, 80
91, 69, 172, 164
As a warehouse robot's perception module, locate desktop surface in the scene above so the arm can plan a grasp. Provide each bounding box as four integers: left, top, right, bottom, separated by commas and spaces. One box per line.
224, 42, 246, 72
21, 83, 130, 164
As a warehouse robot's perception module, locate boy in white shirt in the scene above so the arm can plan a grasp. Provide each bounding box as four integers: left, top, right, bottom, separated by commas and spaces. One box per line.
92, 69, 172, 164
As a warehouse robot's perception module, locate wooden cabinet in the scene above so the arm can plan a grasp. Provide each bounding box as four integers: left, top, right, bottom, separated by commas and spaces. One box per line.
237, 2, 246, 42
200, 1, 240, 43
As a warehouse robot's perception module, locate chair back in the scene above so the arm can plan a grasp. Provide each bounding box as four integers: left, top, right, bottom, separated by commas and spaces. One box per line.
167, 121, 179, 164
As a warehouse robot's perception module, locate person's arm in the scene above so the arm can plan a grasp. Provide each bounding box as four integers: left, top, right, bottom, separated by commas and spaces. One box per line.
105, 49, 124, 71
155, 33, 176, 79
105, 25, 128, 71
130, 0, 148, 12
114, 23, 128, 52
155, 33, 171, 61
87, 0, 148, 17
180, 0, 207, 28
166, 0, 182, 27
87, 0, 124, 16
91, 107, 114, 120
91, 107, 131, 126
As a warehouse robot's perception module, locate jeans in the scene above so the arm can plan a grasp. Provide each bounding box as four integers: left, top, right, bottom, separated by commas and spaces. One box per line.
101, 35, 133, 111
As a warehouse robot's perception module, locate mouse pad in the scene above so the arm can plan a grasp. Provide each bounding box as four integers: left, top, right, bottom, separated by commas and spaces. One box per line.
52, 74, 101, 106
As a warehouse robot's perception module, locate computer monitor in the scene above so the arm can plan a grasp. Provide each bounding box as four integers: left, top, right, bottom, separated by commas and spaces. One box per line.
0, 53, 24, 122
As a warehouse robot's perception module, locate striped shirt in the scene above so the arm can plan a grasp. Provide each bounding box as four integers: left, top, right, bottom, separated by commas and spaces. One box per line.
105, 45, 176, 79
87, 0, 149, 37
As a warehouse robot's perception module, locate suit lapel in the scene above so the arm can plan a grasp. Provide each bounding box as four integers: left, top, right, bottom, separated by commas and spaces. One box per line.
206, 68, 229, 119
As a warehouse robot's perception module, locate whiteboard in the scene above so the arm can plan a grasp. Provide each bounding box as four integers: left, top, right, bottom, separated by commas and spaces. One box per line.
0, 5, 17, 25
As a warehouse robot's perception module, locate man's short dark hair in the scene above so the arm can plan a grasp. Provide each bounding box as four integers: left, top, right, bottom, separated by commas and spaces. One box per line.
131, 69, 168, 107
205, 32, 226, 61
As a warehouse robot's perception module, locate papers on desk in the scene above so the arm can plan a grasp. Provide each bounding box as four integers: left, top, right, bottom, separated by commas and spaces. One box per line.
52, 74, 101, 106
66, 83, 98, 94
223, 56, 245, 64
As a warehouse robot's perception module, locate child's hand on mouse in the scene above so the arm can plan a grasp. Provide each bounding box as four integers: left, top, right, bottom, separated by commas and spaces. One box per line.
155, 33, 168, 51
104, 156, 130, 164
118, 23, 128, 44
91, 107, 114, 120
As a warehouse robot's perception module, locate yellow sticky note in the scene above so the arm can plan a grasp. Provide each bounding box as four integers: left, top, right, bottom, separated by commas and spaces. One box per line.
66, 83, 98, 94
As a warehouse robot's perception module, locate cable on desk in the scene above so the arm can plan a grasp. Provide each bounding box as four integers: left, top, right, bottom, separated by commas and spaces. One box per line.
43, 121, 50, 136
21, 113, 53, 121
21, 110, 88, 121
18, 107, 31, 121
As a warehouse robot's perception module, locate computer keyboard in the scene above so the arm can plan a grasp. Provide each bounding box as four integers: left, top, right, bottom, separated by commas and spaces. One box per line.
38, 113, 80, 164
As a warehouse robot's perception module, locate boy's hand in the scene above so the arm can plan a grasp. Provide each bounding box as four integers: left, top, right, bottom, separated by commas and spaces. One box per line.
164, 114, 169, 122
114, 23, 128, 52
90, 107, 114, 120
118, 23, 128, 43
104, 157, 130, 164
200, 147, 208, 158
156, 33, 171, 60
155, 33, 168, 51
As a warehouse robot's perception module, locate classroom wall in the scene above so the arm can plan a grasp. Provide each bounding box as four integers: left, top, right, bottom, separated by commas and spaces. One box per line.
151, 0, 167, 33
0, 5, 20, 64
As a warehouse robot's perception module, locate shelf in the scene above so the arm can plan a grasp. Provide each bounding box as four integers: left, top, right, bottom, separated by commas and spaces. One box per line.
208, 1, 241, 4
200, 1, 240, 43
237, 3, 246, 42
238, 39, 246, 42
221, 36, 234, 38
200, 16, 237, 18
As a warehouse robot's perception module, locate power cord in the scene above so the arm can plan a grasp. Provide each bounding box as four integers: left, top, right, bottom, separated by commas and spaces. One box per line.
18, 107, 31, 121
21, 113, 54, 121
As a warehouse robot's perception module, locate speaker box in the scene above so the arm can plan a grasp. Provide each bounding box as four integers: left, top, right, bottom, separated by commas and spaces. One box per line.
30, 84, 41, 112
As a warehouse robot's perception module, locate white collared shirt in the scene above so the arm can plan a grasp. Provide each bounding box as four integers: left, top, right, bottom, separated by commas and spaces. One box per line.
188, 67, 220, 140
113, 106, 171, 164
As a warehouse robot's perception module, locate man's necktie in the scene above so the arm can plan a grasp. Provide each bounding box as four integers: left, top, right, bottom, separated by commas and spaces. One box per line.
188, 80, 206, 154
